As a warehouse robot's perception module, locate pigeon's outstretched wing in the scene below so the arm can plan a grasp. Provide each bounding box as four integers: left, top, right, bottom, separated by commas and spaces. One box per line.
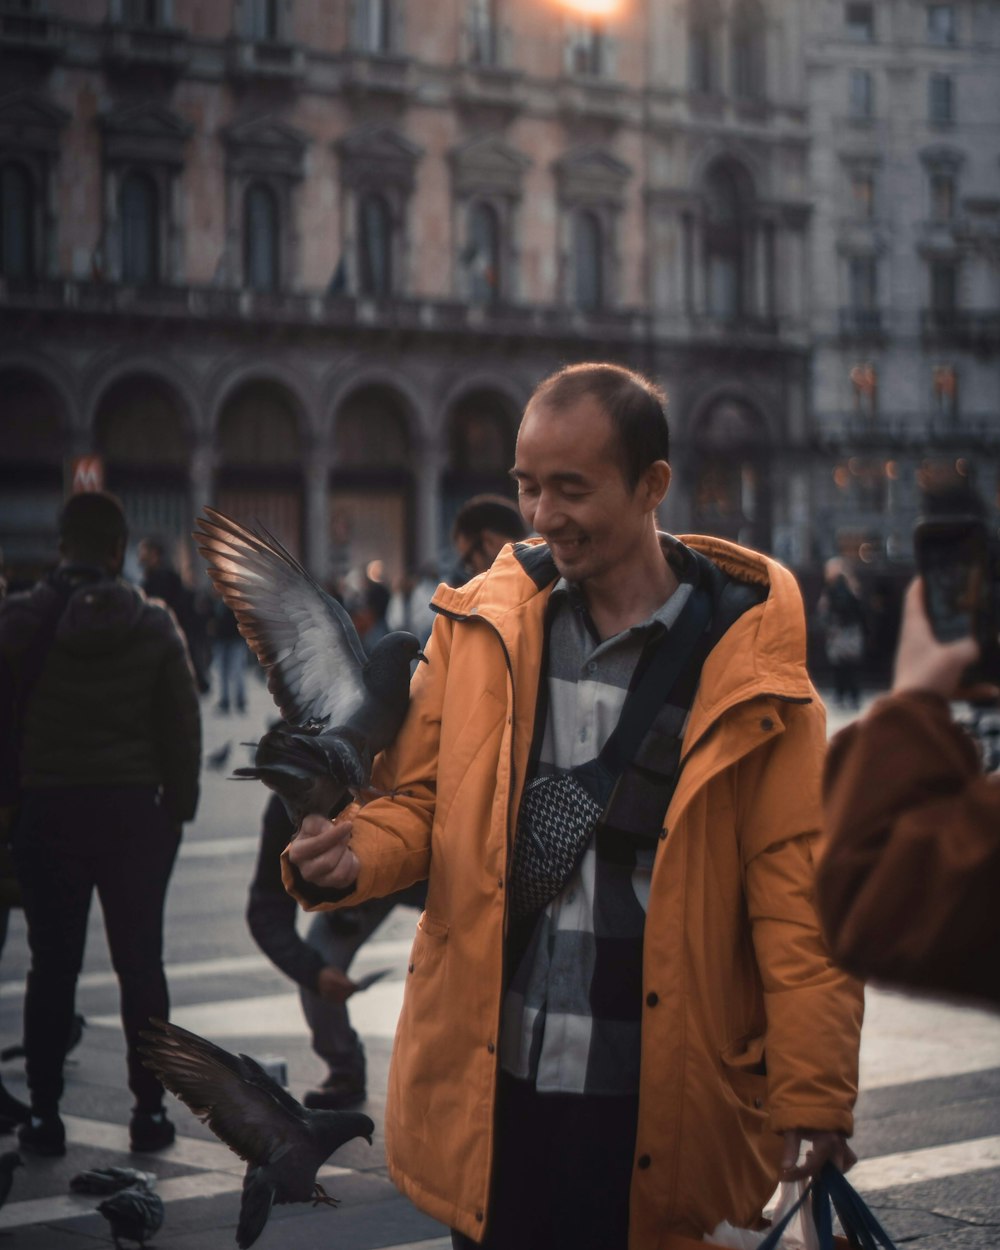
194, 508, 367, 729
138, 1019, 307, 1168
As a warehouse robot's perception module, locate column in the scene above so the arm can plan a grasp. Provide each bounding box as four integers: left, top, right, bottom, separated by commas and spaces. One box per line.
188, 438, 216, 585
304, 447, 332, 584
415, 437, 445, 570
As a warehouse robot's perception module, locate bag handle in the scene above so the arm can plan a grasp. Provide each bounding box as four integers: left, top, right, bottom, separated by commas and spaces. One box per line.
756, 1165, 898, 1250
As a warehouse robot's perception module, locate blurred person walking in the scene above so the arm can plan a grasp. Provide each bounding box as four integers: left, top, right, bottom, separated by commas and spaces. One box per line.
210, 592, 247, 714
138, 534, 210, 694
0, 493, 201, 1156
450, 493, 527, 581
817, 558, 867, 708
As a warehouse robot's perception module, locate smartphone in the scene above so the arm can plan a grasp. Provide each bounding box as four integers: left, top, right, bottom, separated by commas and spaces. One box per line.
914, 515, 989, 645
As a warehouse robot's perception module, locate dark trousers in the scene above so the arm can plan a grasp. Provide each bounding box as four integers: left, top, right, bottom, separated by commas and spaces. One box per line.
13, 787, 181, 1116
452, 1071, 639, 1250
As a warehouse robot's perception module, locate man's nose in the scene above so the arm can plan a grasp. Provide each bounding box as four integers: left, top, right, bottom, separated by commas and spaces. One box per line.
531, 489, 562, 534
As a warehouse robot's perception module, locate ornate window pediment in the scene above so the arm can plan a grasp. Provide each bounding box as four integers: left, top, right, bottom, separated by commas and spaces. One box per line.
450, 136, 529, 199
100, 102, 191, 167
919, 144, 964, 173
0, 90, 69, 154
337, 124, 421, 193
554, 146, 631, 207
223, 115, 307, 180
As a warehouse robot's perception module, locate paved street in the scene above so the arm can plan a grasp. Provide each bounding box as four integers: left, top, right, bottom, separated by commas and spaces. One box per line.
1, 674, 997, 1248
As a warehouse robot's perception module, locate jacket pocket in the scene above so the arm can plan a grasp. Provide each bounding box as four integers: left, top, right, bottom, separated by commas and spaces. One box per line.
720, 1034, 768, 1116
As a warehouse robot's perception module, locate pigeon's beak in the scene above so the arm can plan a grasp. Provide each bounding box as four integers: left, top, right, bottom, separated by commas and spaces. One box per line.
365, 1134, 373, 1145
416, 650, 428, 665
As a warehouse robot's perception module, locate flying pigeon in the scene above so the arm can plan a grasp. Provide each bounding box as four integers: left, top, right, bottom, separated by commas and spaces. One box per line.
193, 508, 425, 824
97, 1181, 164, 1249
139, 1018, 374, 1249
0, 1152, 22, 1212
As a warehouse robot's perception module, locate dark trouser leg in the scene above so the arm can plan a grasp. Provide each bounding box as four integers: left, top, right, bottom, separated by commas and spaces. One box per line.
453, 1072, 638, 1250
13, 795, 95, 1116
96, 793, 181, 1112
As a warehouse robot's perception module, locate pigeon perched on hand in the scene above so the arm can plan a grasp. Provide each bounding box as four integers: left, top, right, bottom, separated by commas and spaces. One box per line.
139, 1018, 374, 1249
97, 1181, 164, 1248
194, 508, 425, 824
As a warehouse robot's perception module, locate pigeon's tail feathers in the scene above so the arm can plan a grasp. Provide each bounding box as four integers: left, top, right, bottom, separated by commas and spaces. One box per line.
237, 1166, 275, 1249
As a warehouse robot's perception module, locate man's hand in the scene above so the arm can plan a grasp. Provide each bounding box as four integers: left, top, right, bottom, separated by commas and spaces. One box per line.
781, 1130, 857, 1181
893, 578, 996, 701
287, 814, 360, 890
316, 966, 357, 1003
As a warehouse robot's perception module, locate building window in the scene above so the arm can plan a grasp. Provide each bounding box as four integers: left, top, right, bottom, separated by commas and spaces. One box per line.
465, 201, 500, 305
731, 1, 765, 100
704, 163, 746, 321
929, 258, 958, 314
119, 171, 159, 285
122, 0, 161, 26
357, 0, 393, 54
929, 73, 954, 124
849, 362, 878, 419
850, 170, 875, 219
358, 192, 393, 297
689, 13, 716, 93
929, 170, 956, 222
927, 4, 956, 45
573, 210, 603, 311
848, 68, 874, 119
845, 3, 874, 41
932, 363, 958, 421
0, 162, 34, 280
245, 0, 279, 41
569, 20, 607, 77
468, 0, 499, 66
244, 182, 279, 292
848, 255, 877, 312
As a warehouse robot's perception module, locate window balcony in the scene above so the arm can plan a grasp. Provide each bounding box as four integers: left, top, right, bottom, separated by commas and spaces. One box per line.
228, 38, 305, 83
454, 63, 523, 116
839, 308, 884, 339
558, 77, 629, 124
921, 307, 1000, 347
104, 23, 190, 76
340, 52, 413, 102
0, 5, 65, 60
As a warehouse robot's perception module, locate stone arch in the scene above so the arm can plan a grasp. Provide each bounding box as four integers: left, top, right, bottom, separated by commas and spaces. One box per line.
689, 142, 765, 202
85, 353, 199, 441
209, 361, 315, 443
441, 385, 521, 531
323, 365, 426, 445
686, 387, 773, 551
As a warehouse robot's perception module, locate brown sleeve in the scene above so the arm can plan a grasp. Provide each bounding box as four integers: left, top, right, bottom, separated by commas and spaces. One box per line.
818, 692, 1000, 1003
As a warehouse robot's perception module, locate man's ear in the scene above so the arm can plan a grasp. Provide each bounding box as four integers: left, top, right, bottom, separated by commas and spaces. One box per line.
641, 460, 671, 512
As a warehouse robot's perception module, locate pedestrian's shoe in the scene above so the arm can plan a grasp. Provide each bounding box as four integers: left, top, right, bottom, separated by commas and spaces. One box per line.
129, 1109, 175, 1152
18, 1114, 66, 1157
302, 1074, 366, 1111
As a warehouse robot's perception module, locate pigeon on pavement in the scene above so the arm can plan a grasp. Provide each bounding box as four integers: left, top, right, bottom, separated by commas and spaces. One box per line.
194, 508, 425, 824
0, 1152, 22, 1211
97, 1181, 164, 1248
139, 1018, 374, 1249
71, 1165, 156, 1196
206, 740, 232, 771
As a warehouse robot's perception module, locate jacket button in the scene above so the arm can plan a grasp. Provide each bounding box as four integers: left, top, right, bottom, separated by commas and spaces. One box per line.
637, 1153, 651, 1169
476, 1210, 484, 1222
754, 1097, 764, 1109
497, 877, 504, 890
407, 963, 414, 974
646, 992, 659, 1007
760, 717, 774, 731
487, 1041, 495, 1054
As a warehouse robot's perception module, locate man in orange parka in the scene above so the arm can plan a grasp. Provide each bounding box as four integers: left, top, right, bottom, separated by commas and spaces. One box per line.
285, 365, 863, 1249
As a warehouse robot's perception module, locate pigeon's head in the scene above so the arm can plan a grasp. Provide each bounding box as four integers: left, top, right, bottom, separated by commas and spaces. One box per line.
365, 632, 426, 690
309, 1108, 376, 1154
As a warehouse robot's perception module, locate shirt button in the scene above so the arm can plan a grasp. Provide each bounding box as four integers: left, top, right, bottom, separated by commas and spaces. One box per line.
659, 827, 668, 841
637, 1153, 651, 1170
646, 992, 659, 1007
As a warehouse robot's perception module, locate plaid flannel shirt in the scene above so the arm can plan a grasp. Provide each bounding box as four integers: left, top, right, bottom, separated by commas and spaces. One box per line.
499, 536, 704, 1096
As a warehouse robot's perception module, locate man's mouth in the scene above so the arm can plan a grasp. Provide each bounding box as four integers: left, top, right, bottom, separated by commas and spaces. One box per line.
549, 535, 587, 556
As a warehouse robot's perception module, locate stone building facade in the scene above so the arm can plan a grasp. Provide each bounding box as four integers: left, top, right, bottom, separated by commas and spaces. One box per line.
0, 0, 814, 586
2, 0, 995, 594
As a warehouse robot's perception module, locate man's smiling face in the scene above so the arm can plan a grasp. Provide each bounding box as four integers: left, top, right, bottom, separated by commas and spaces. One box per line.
512, 394, 660, 588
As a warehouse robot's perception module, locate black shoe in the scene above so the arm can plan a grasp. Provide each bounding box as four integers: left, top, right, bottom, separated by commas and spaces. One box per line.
303, 1074, 366, 1111
129, 1109, 175, 1152
18, 1114, 66, 1157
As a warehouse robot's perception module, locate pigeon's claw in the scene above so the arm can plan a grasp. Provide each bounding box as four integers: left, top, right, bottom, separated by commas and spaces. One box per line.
311, 1182, 340, 1207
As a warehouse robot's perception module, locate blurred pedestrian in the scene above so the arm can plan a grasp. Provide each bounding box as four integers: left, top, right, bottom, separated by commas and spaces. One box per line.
817, 558, 867, 708
138, 535, 210, 694
819, 577, 1000, 1004
387, 563, 438, 646
247, 793, 425, 1109
0, 493, 201, 1156
210, 591, 247, 714
451, 493, 527, 582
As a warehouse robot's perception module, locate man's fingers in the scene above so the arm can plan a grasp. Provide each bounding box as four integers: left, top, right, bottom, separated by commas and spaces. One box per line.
290, 816, 352, 860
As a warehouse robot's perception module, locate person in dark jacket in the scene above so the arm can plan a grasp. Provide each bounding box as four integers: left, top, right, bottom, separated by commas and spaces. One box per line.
0, 492, 201, 1157
138, 535, 210, 694
248, 792, 425, 1109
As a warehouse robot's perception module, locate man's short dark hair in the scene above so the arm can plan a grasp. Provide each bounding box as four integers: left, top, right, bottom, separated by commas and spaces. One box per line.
59, 492, 127, 563
452, 494, 527, 544
529, 363, 670, 492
